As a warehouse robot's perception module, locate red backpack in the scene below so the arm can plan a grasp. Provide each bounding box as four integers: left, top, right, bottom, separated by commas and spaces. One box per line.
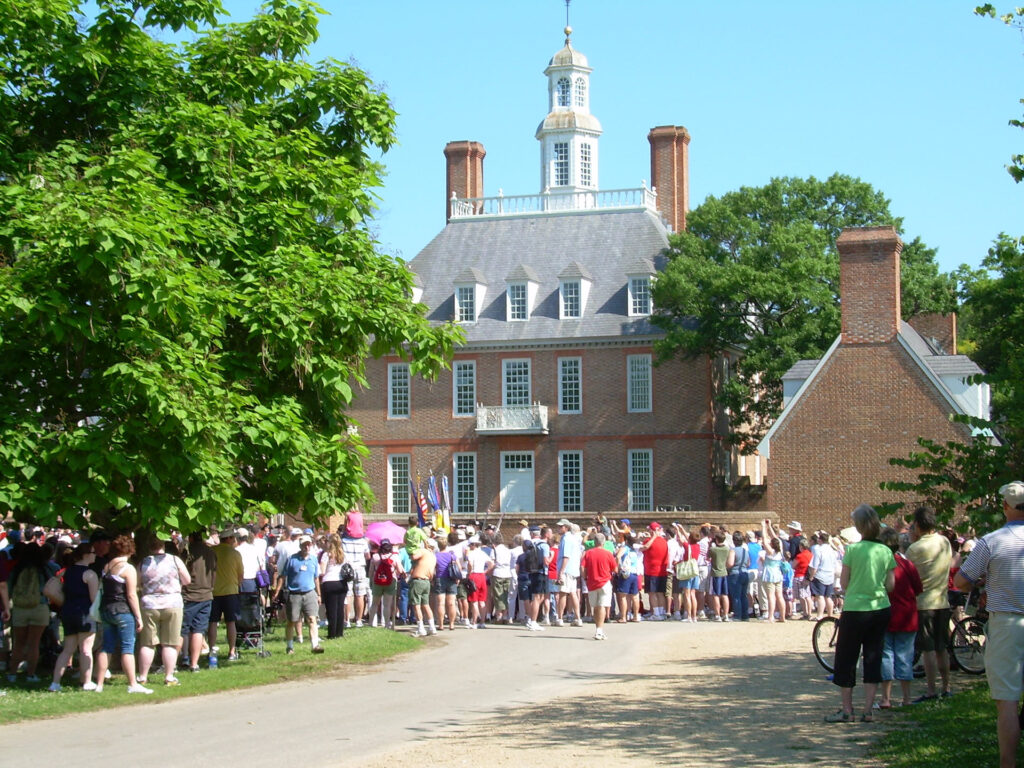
373, 555, 395, 586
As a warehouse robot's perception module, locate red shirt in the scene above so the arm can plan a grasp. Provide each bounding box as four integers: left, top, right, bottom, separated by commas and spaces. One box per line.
888, 553, 923, 633
581, 547, 617, 591
547, 546, 559, 580
793, 549, 813, 579
643, 536, 669, 577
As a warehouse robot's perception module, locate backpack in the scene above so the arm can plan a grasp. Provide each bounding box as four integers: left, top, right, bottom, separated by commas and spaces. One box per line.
524, 542, 545, 574
340, 562, 355, 582
12, 568, 43, 610
618, 548, 639, 578
373, 555, 395, 587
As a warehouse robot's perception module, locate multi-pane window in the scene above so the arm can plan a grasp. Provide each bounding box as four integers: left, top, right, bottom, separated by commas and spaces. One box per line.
454, 453, 476, 517
388, 363, 410, 418
503, 359, 531, 406
388, 454, 410, 516
558, 357, 582, 414
580, 143, 592, 187
508, 283, 528, 321
574, 77, 586, 108
628, 449, 653, 512
556, 77, 571, 107
453, 360, 476, 417
559, 451, 583, 512
630, 276, 651, 316
561, 280, 581, 318
456, 285, 476, 323
554, 142, 569, 187
627, 354, 652, 412
503, 452, 533, 470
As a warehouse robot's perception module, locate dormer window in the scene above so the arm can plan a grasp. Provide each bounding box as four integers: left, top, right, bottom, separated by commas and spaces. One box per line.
454, 267, 487, 324
629, 277, 651, 316
574, 76, 586, 108
508, 283, 528, 321
558, 261, 593, 320
556, 77, 571, 107
505, 264, 540, 322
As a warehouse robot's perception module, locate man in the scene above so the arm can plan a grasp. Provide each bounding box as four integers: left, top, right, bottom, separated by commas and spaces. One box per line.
786, 521, 803, 559
906, 504, 953, 700
274, 535, 324, 654
209, 528, 243, 663
805, 532, 839, 620
554, 518, 583, 627
955, 481, 1024, 768
341, 524, 370, 627
181, 531, 217, 672
642, 522, 669, 620
408, 540, 437, 636
581, 532, 617, 640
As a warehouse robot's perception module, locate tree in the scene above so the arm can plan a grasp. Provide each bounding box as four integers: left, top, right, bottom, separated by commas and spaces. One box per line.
0, 0, 461, 533
650, 173, 955, 447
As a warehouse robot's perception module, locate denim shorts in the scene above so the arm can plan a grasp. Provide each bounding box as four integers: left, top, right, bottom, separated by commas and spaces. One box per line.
881, 630, 916, 681
615, 574, 639, 595
436, 576, 458, 595
101, 611, 137, 655
182, 600, 212, 635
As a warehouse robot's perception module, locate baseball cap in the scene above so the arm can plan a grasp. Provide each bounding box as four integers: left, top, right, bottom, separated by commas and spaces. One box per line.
298, 534, 312, 545
1000, 481, 1024, 509
649, 522, 662, 530
557, 518, 572, 527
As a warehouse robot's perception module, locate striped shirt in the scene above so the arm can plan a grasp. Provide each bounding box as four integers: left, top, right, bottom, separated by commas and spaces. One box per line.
959, 521, 1024, 614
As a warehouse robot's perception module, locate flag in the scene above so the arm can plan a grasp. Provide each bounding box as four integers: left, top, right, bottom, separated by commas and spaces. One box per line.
408, 478, 418, 513
440, 474, 452, 531
415, 474, 428, 527
427, 473, 441, 512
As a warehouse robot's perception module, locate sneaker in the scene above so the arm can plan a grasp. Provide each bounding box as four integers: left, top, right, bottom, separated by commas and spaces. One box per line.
371, 616, 379, 628
554, 618, 564, 627
672, 612, 682, 621
82, 682, 98, 691
48, 682, 61, 692
164, 677, 180, 686
417, 625, 427, 637
285, 647, 295, 655
427, 625, 437, 635
572, 619, 584, 627
227, 652, 240, 661
724, 615, 732, 622
127, 684, 153, 695
823, 709, 852, 723
355, 620, 364, 628
25, 675, 40, 683
713, 615, 722, 622
345, 621, 352, 628
594, 630, 606, 640
311, 645, 325, 654
542, 617, 551, 626
477, 622, 486, 629
6, 674, 15, 684
104, 669, 112, 680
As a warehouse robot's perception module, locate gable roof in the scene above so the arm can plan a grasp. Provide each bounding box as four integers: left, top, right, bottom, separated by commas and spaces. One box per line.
409, 209, 672, 344
759, 321, 984, 458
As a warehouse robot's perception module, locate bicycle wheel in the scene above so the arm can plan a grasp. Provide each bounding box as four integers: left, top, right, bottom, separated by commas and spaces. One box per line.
813, 616, 840, 673
950, 616, 986, 674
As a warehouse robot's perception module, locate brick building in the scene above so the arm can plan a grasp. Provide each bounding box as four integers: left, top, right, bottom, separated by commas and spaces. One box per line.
758, 227, 990, 532
349, 28, 732, 519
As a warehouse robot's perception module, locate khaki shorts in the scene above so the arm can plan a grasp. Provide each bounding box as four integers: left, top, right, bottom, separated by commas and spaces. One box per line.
140, 606, 184, 646
490, 577, 510, 611
558, 574, 578, 594
12, 603, 50, 628
986, 611, 1024, 701
409, 578, 431, 607
588, 582, 613, 609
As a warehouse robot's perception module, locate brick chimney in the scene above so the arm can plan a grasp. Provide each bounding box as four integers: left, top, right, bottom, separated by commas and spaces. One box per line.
907, 312, 958, 355
647, 125, 690, 232
443, 141, 485, 223
837, 226, 903, 344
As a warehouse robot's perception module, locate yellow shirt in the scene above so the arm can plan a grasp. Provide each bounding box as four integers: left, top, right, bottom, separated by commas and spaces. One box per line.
212, 543, 243, 597
906, 532, 952, 610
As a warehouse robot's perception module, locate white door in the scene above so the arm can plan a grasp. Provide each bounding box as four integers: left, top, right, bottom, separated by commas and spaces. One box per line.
500, 452, 534, 513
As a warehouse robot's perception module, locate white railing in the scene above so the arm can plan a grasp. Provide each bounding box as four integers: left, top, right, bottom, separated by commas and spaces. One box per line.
476, 404, 550, 434
450, 184, 658, 220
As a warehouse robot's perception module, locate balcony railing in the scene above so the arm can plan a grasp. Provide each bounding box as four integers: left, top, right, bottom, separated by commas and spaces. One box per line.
476, 404, 549, 435
450, 184, 658, 220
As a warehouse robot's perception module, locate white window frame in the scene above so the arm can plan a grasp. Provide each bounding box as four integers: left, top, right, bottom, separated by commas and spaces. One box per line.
627, 354, 652, 413
455, 284, 476, 323
559, 450, 583, 513
388, 363, 410, 419
388, 454, 411, 516
627, 449, 653, 513
574, 76, 586, 108
558, 356, 582, 414
502, 358, 531, 406
560, 279, 581, 319
553, 142, 569, 187
454, 452, 477, 517
556, 76, 571, 107
507, 282, 528, 321
629, 276, 652, 316
580, 142, 592, 188
452, 360, 476, 418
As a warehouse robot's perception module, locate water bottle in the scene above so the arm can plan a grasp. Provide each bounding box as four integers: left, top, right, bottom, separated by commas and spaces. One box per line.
209, 646, 219, 669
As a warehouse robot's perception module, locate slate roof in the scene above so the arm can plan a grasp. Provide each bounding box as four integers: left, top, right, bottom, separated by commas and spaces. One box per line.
781, 360, 818, 381
409, 208, 673, 344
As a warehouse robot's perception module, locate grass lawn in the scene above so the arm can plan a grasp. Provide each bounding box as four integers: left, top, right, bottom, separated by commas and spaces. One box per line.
870, 679, 1002, 767
0, 627, 421, 724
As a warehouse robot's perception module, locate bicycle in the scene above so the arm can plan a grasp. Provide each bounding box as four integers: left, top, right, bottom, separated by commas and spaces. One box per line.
812, 613, 925, 674
949, 589, 988, 675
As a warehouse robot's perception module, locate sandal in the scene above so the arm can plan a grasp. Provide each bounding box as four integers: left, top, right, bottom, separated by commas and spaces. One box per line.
824, 710, 852, 723
860, 713, 873, 723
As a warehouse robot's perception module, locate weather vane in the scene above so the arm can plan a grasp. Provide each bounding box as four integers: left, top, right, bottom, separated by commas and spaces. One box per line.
564, 0, 572, 44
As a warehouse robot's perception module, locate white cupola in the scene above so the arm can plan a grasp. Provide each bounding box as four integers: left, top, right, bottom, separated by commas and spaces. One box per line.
535, 25, 602, 194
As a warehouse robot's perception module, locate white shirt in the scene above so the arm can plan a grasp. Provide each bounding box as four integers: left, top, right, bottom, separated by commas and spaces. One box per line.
236, 541, 261, 579
467, 547, 492, 574
492, 544, 513, 578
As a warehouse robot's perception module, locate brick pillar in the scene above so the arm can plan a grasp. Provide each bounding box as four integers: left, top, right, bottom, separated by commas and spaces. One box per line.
647, 125, 690, 232
443, 141, 486, 223
907, 312, 958, 355
837, 227, 903, 344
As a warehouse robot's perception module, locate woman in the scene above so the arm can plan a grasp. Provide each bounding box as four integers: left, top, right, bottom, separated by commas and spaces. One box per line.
137, 537, 191, 686
825, 504, 896, 723
319, 534, 348, 639
94, 534, 152, 694
49, 543, 100, 691
878, 527, 922, 709
432, 535, 458, 631
489, 533, 513, 624
6, 542, 55, 684
727, 531, 751, 621
368, 539, 402, 629
760, 520, 786, 623
614, 534, 642, 623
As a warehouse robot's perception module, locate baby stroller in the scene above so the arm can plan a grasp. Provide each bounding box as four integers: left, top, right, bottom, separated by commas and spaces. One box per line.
237, 592, 270, 657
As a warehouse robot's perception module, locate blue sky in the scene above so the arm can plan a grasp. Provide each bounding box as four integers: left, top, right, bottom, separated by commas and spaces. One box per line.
219, 0, 1022, 273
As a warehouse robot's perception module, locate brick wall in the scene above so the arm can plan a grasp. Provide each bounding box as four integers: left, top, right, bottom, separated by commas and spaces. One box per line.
351, 344, 719, 515
767, 343, 973, 533
443, 140, 486, 223
647, 125, 690, 233
838, 227, 902, 344
907, 312, 958, 355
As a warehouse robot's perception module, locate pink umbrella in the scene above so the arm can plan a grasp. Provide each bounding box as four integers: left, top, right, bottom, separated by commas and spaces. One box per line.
365, 520, 406, 547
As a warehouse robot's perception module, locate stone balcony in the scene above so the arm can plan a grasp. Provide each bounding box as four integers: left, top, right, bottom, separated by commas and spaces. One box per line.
475, 404, 549, 435
450, 184, 658, 220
